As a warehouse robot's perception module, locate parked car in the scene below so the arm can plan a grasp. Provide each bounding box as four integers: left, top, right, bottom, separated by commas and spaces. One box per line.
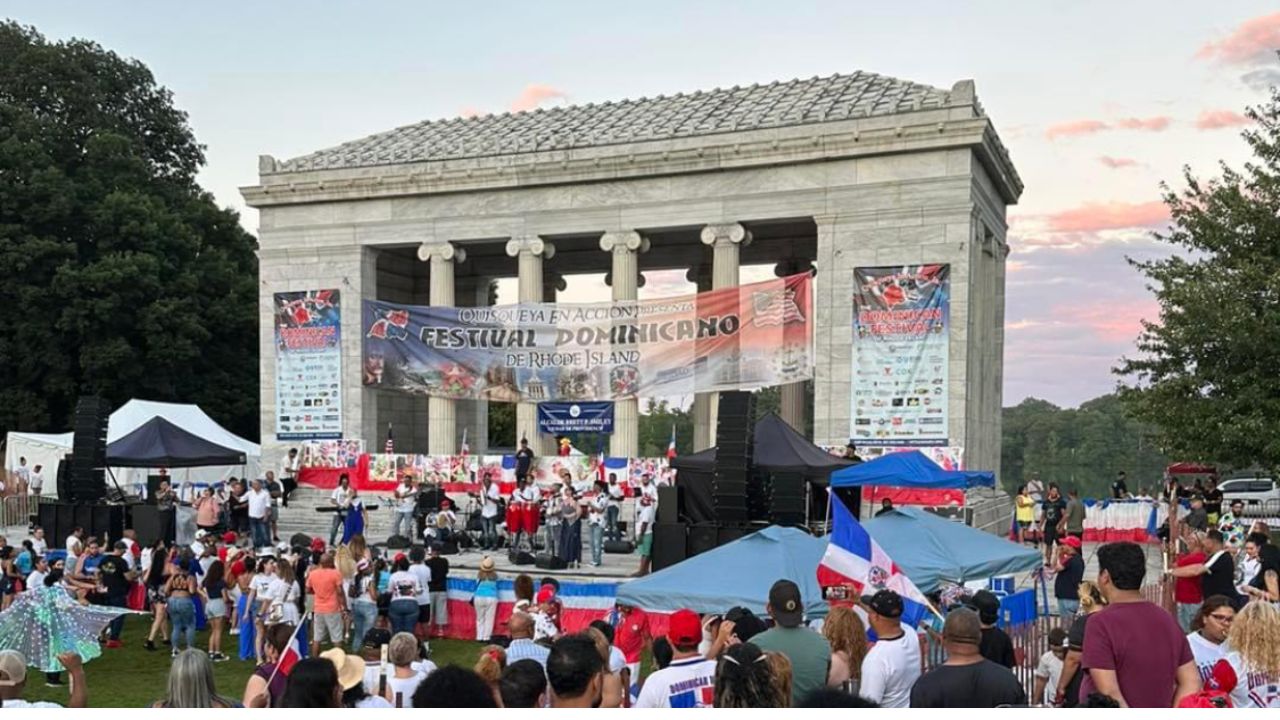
1219, 476, 1280, 518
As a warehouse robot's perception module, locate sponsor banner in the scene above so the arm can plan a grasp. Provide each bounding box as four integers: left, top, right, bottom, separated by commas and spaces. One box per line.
362, 273, 813, 402
850, 265, 950, 447
274, 289, 343, 440
537, 401, 614, 434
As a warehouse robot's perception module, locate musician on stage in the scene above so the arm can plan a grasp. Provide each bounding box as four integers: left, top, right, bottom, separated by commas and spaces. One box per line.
327, 473, 353, 547
634, 473, 658, 577
427, 499, 458, 545
478, 473, 501, 550
391, 474, 418, 540
605, 473, 625, 543
509, 477, 541, 551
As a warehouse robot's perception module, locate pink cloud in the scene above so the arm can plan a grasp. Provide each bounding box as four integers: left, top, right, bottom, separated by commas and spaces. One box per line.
1115, 116, 1172, 132
1049, 299, 1159, 343
509, 84, 568, 112
1195, 109, 1251, 129
1196, 12, 1280, 66
1098, 156, 1138, 169
1045, 119, 1110, 140
1044, 201, 1171, 233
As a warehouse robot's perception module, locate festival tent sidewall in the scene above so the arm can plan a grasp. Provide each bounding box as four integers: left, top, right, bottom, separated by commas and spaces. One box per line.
3, 399, 260, 495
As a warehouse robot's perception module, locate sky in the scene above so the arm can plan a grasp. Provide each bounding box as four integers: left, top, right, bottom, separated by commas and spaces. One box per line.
5, 1, 1278, 409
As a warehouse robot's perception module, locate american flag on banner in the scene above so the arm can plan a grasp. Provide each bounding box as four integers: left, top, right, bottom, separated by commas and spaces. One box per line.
385, 423, 395, 455
751, 288, 805, 327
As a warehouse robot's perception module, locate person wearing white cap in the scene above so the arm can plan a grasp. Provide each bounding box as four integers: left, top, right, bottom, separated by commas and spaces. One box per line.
0, 650, 87, 707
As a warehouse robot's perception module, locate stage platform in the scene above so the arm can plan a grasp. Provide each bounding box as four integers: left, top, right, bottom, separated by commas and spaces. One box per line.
366, 537, 642, 582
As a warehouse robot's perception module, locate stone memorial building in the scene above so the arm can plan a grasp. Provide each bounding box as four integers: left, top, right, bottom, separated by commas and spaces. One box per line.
243, 70, 1021, 474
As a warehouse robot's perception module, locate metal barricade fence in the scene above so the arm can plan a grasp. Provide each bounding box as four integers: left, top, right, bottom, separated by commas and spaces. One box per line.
0, 494, 42, 530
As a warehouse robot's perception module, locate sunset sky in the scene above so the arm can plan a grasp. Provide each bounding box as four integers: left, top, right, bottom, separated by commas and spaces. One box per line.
10, 1, 1279, 408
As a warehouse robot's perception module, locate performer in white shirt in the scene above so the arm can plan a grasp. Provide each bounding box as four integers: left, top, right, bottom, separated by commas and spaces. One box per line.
238, 479, 274, 549
280, 447, 300, 508
635, 474, 658, 576
479, 473, 501, 550
588, 482, 609, 567
605, 473, 625, 542
391, 476, 418, 540
328, 474, 353, 547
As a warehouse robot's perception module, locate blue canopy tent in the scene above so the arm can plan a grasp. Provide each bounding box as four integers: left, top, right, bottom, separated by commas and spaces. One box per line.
828, 450, 995, 490
862, 506, 1042, 593
616, 526, 830, 617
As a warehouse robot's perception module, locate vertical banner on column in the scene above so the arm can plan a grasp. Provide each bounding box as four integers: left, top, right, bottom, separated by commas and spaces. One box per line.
850, 266, 950, 447
274, 289, 343, 440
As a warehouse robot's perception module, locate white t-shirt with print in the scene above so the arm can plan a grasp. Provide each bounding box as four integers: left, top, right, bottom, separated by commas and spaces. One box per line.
1188, 631, 1228, 686
858, 624, 922, 709
637, 484, 658, 525
1220, 651, 1280, 708
634, 656, 717, 708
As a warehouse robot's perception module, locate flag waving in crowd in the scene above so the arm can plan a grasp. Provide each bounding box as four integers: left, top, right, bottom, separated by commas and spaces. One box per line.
817, 491, 931, 627
667, 424, 677, 459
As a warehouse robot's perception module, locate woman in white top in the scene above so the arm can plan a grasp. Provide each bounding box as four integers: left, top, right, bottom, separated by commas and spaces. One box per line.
247, 556, 276, 664
383, 631, 428, 707
387, 556, 422, 635
1187, 595, 1233, 685
269, 561, 301, 627
1218, 600, 1280, 708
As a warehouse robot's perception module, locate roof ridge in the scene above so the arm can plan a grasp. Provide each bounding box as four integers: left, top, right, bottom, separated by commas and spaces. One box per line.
274, 70, 959, 172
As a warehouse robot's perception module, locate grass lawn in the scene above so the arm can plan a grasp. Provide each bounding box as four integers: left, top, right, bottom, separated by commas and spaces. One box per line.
16, 619, 484, 708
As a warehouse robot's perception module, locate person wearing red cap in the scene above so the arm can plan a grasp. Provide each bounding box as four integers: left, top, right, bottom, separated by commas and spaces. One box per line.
634, 609, 717, 708
1054, 536, 1085, 618
530, 585, 560, 642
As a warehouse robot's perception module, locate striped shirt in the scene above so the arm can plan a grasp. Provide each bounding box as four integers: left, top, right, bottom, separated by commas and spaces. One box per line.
505, 638, 550, 667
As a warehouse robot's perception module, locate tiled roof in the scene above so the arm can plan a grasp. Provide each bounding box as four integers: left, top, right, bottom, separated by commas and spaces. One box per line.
276, 71, 956, 172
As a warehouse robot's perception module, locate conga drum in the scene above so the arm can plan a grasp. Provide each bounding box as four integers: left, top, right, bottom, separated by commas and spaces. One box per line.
523, 501, 541, 535
506, 501, 523, 535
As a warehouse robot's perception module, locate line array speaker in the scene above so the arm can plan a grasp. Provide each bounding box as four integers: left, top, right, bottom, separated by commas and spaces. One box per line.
657, 485, 682, 524
67, 395, 109, 504
770, 472, 807, 526
651, 522, 687, 572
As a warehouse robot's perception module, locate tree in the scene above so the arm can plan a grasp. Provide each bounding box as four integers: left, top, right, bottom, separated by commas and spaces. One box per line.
1116, 83, 1280, 469
0, 23, 259, 439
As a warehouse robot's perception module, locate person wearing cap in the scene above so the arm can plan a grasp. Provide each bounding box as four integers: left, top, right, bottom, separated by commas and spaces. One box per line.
909, 607, 1027, 707
322, 646, 392, 707
1054, 535, 1085, 618
1033, 627, 1069, 707
0, 650, 87, 708
751, 579, 831, 705
473, 556, 499, 642
634, 608, 718, 708
969, 589, 1015, 668
531, 584, 560, 642
858, 589, 922, 708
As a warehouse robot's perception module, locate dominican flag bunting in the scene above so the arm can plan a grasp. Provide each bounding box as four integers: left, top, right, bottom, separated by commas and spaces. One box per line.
667, 424, 677, 459
385, 423, 394, 455
442, 577, 617, 640
817, 490, 931, 628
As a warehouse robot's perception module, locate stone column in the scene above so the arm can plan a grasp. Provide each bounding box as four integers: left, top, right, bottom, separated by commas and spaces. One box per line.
699, 223, 751, 446
506, 236, 556, 454
686, 265, 714, 451
418, 241, 467, 455
454, 275, 492, 454
601, 230, 649, 458
775, 258, 814, 436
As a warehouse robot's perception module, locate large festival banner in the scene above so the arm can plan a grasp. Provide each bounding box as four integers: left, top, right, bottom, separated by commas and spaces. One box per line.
850, 265, 950, 447
274, 289, 343, 440
362, 273, 812, 402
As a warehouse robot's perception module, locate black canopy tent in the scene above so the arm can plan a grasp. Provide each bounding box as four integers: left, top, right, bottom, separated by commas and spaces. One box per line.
671, 413, 857, 525
106, 416, 247, 468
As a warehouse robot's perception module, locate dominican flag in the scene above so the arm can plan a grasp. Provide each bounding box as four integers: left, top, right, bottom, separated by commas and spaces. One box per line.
817, 491, 930, 627
278, 638, 302, 675
385, 423, 395, 455
666, 425, 677, 459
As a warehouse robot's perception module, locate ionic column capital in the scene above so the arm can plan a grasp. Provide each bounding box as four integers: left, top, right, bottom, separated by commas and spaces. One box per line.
505, 236, 556, 259
700, 223, 751, 248
543, 270, 568, 293
599, 230, 649, 254
417, 241, 466, 264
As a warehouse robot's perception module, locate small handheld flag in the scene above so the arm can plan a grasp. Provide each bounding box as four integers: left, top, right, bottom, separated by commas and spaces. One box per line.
666, 424, 677, 460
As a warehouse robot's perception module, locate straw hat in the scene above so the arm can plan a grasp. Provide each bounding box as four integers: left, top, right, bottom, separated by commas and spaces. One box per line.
479, 556, 496, 572
320, 647, 367, 690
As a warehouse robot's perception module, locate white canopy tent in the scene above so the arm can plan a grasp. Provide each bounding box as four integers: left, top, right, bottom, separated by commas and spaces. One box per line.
4, 399, 260, 497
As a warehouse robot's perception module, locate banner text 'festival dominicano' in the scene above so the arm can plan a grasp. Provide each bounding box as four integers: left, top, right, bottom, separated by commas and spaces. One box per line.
363, 273, 813, 402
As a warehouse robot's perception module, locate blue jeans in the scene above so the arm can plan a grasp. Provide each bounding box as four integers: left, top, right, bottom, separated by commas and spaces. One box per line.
392, 510, 415, 539
1177, 602, 1201, 632
168, 596, 197, 651
590, 524, 604, 565
481, 516, 498, 549
350, 601, 378, 651
606, 506, 620, 542
329, 512, 347, 546
106, 594, 129, 640
1057, 599, 1080, 618
250, 517, 270, 548
389, 599, 418, 635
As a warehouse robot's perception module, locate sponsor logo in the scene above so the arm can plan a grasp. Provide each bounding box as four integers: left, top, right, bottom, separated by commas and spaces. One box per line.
921, 417, 944, 425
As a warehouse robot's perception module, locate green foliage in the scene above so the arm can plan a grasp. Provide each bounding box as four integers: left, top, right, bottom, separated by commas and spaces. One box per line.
637, 398, 692, 456
0, 22, 259, 440
1001, 394, 1170, 497
1116, 84, 1280, 469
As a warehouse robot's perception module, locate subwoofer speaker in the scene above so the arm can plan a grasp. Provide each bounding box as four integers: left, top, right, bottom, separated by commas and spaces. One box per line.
657, 485, 681, 524
129, 505, 162, 546
687, 523, 718, 556
652, 522, 687, 572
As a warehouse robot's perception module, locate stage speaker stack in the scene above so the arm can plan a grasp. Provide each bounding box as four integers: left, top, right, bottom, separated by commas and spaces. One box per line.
687, 523, 718, 557
657, 485, 682, 524
770, 472, 807, 527
68, 395, 109, 504
747, 469, 771, 523
712, 391, 755, 524
651, 522, 687, 572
